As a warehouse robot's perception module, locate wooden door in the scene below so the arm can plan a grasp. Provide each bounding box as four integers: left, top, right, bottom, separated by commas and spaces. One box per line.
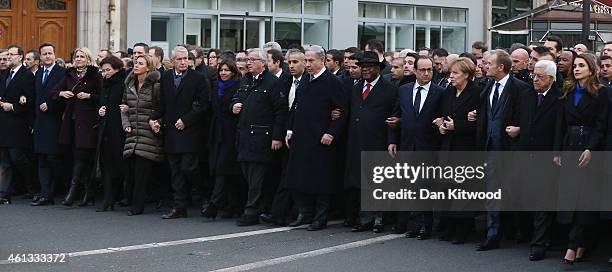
0, 0, 76, 60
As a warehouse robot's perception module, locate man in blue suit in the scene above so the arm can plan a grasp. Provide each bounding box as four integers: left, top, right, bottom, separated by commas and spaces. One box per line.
31, 43, 66, 206
388, 55, 443, 239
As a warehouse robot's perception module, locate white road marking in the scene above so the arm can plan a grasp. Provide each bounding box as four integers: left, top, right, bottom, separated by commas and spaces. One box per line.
210, 234, 404, 272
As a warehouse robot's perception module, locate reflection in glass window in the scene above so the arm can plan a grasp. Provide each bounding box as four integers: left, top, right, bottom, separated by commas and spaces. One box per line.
246, 18, 271, 49
358, 3, 385, 18
220, 0, 271, 12
152, 0, 184, 8
185, 18, 213, 49
304, 19, 329, 48
38, 0, 66, 10
442, 8, 465, 23
305, 0, 329, 15
275, 18, 301, 49
276, 0, 301, 13
358, 22, 385, 50
442, 27, 466, 53
388, 24, 414, 51
416, 7, 441, 21
387, 5, 413, 20
416, 26, 441, 50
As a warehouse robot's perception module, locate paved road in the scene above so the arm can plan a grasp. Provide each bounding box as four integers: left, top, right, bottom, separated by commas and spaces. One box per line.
1, 199, 611, 272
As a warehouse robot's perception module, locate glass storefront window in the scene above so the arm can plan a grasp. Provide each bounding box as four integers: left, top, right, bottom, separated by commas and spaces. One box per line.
358, 3, 385, 18
415, 7, 440, 21
152, 0, 184, 8
185, 18, 213, 49
276, 0, 301, 13
442, 8, 465, 23
246, 17, 271, 49
442, 26, 465, 53
358, 22, 385, 50
304, 19, 329, 48
387, 24, 414, 51
219, 18, 244, 52
220, 0, 272, 12
275, 18, 301, 49
185, 0, 216, 9
151, 14, 184, 56
305, 0, 329, 15
416, 26, 441, 50
387, 5, 413, 20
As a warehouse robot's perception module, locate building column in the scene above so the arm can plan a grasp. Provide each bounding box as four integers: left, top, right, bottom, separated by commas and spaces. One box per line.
388, 7, 397, 51
425, 9, 431, 48
77, 0, 111, 54
258, 0, 266, 47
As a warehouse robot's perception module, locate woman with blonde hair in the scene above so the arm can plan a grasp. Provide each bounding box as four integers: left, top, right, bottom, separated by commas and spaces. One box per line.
52, 47, 103, 206
120, 54, 163, 216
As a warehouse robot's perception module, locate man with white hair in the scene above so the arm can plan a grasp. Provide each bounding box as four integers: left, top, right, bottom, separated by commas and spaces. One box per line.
285, 45, 348, 231
574, 43, 588, 54
229, 48, 288, 226
150, 46, 210, 219
515, 59, 561, 261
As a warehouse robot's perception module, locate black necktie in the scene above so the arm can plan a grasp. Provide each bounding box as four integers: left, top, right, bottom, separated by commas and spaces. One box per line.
414, 86, 423, 115
491, 83, 501, 110
537, 93, 544, 108
5, 70, 14, 88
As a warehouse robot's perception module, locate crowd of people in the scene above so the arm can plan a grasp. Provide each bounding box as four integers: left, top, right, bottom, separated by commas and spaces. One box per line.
2, 35, 612, 266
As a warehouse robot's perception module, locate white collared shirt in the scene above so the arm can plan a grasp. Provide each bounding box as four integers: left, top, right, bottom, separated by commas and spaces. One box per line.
310, 67, 326, 81
275, 69, 283, 78
9, 64, 22, 79
412, 81, 432, 111
363, 75, 380, 93
489, 73, 510, 106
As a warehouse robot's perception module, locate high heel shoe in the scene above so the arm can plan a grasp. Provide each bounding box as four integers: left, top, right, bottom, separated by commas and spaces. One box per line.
575, 247, 588, 262
96, 204, 114, 212
563, 249, 576, 265
61, 180, 79, 206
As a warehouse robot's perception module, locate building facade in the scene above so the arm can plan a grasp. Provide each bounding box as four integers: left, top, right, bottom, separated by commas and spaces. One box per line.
126, 0, 485, 54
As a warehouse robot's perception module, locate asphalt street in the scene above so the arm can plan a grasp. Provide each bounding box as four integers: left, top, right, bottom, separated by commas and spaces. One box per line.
2, 199, 612, 272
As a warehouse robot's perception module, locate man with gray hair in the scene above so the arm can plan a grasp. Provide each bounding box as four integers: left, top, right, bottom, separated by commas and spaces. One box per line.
515, 59, 562, 261
150, 45, 210, 219
285, 45, 348, 231
229, 47, 287, 226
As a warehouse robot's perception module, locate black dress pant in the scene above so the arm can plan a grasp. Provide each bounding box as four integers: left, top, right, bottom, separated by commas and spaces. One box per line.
241, 162, 267, 215
167, 153, 200, 210
267, 149, 294, 221
37, 154, 61, 199
210, 174, 244, 213
0, 147, 34, 199
124, 156, 156, 213
531, 211, 554, 249
295, 193, 330, 224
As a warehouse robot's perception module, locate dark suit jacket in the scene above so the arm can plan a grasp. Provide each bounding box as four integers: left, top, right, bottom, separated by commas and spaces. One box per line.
437, 81, 481, 151
475, 75, 529, 151
0, 66, 35, 148
517, 85, 562, 151
150, 69, 210, 153
344, 76, 398, 189
33, 64, 66, 154
390, 82, 444, 151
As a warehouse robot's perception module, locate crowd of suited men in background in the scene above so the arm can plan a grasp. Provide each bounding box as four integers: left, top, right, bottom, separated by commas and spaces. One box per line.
3, 35, 612, 266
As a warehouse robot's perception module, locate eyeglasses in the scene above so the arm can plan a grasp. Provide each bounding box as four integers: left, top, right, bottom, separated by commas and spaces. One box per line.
417, 68, 433, 73
247, 58, 262, 62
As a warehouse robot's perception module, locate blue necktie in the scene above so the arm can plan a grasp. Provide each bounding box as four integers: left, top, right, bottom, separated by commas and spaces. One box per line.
42, 69, 49, 85
491, 83, 501, 110
5, 70, 14, 88
414, 86, 423, 115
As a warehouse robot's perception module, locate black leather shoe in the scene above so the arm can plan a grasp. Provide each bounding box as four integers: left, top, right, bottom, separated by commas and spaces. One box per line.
96, 204, 114, 212
417, 229, 431, 240
476, 238, 500, 251
529, 247, 546, 261
373, 223, 384, 233
259, 213, 277, 224
288, 214, 313, 227
31, 197, 54, 206
161, 209, 187, 219
307, 221, 327, 231
343, 217, 358, 228
237, 214, 259, 226
351, 223, 373, 232
201, 205, 218, 219
0, 197, 11, 205
405, 230, 419, 238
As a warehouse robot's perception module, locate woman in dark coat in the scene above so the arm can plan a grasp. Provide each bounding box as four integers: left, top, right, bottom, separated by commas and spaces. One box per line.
121, 55, 163, 216
434, 57, 481, 244
95, 56, 127, 212
553, 54, 608, 264
201, 60, 242, 218
52, 47, 102, 206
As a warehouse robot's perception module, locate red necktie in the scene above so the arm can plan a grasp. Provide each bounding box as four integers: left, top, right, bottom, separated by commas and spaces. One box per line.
362, 83, 372, 100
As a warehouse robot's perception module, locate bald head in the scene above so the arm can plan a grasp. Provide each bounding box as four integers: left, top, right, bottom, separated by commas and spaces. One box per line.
574, 43, 588, 54
511, 48, 529, 72
442, 54, 459, 73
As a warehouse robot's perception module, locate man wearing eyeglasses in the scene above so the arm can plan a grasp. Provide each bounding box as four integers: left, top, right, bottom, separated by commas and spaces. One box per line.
387, 55, 444, 239
0, 44, 36, 205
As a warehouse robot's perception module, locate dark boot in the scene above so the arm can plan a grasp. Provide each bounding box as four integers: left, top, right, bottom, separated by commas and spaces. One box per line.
78, 178, 95, 206
61, 179, 79, 206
